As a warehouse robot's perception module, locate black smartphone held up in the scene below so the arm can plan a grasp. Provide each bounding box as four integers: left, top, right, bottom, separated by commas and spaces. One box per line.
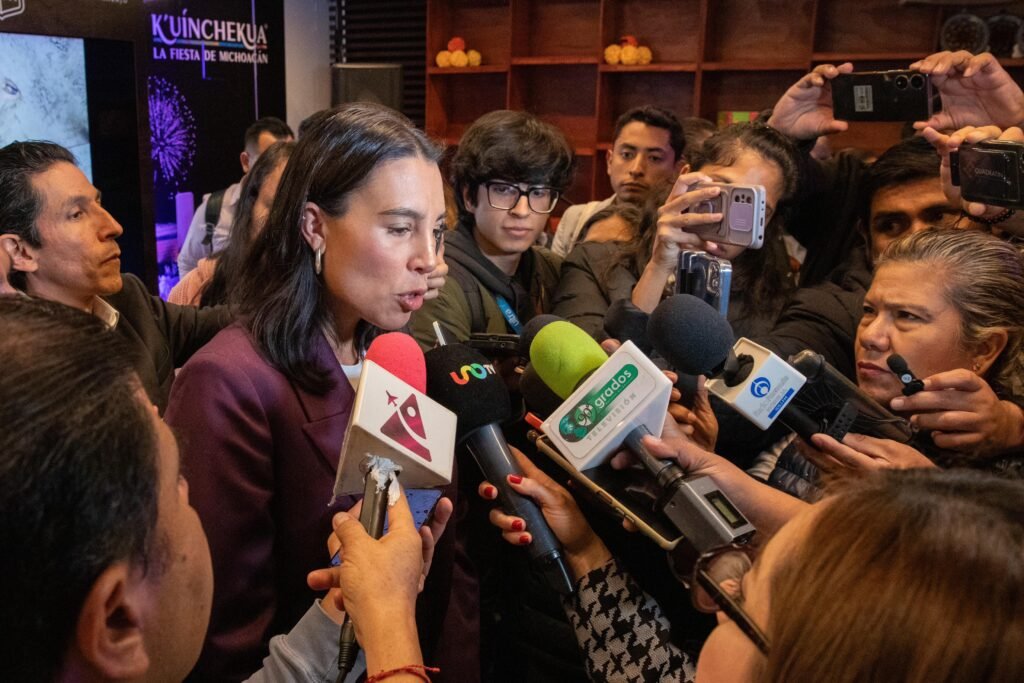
831, 70, 933, 122
467, 332, 521, 357
950, 139, 1024, 210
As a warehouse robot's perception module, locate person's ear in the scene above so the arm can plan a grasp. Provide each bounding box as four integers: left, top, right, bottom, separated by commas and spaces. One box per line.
970, 329, 1009, 376
240, 150, 252, 174
677, 161, 690, 174
462, 185, 478, 211
1, 234, 39, 275
73, 562, 150, 680
606, 150, 614, 177
301, 202, 328, 252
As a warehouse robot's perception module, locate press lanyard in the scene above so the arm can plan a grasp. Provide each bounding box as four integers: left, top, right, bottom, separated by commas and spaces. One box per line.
494, 295, 523, 334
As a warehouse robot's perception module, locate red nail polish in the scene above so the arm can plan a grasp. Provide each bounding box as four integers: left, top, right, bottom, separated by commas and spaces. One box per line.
518, 533, 531, 545
511, 519, 524, 531
484, 485, 496, 499
508, 474, 523, 485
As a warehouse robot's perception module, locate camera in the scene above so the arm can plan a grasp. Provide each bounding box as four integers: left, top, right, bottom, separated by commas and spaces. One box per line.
688, 182, 766, 249
676, 250, 732, 318
950, 139, 1024, 210
831, 70, 934, 122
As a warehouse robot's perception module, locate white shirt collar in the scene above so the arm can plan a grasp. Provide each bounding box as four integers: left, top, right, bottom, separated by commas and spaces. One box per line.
91, 296, 120, 329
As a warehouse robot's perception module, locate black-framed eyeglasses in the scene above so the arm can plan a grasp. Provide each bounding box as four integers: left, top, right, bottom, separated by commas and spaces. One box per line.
484, 181, 559, 214
685, 543, 771, 656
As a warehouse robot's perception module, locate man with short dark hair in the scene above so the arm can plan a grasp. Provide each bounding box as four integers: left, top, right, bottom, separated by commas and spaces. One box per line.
177, 116, 294, 276
0, 141, 229, 412
0, 295, 443, 682
550, 105, 685, 257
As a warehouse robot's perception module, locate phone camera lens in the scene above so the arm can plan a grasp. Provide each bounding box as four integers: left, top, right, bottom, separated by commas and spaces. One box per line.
895, 75, 909, 89
909, 74, 924, 89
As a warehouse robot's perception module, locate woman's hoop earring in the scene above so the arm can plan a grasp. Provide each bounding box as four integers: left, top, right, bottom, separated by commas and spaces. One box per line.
314, 246, 324, 275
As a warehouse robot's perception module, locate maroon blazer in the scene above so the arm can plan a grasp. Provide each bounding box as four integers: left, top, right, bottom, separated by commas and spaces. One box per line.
165, 324, 473, 681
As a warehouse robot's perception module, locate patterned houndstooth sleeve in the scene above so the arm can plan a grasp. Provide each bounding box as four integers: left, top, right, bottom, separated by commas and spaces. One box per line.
563, 559, 697, 683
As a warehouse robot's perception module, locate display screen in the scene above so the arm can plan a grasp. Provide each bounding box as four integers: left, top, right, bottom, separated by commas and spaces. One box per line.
705, 490, 747, 529
0, 32, 92, 180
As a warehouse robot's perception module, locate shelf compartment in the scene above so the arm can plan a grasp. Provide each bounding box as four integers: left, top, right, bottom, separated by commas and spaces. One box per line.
813, 0, 938, 55
829, 122, 908, 158
699, 69, 807, 122
509, 64, 598, 150
597, 70, 695, 143
427, 0, 511, 68
812, 52, 929, 63
599, 62, 698, 72
705, 0, 814, 63
425, 72, 508, 144
702, 61, 809, 71
511, 56, 600, 65
511, 0, 601, 59
428, 65, 509, 75
600, 0, 702, 64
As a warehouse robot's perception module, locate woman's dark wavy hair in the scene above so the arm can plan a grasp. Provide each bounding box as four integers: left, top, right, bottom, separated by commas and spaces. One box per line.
0, 297, 159, 681
232, 103, 441, 395
690, 122, 799, 313
450, 110, 575, 231
199, 141, 294, 308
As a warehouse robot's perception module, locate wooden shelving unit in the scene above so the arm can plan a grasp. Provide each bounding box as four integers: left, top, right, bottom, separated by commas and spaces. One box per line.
426, 0, 1024, 209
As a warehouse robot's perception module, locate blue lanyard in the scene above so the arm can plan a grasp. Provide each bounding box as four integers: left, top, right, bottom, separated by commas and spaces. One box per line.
494, 295, 523, 334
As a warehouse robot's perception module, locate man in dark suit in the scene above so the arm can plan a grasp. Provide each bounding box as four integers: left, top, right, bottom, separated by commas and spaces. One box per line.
0, 141, 229, 412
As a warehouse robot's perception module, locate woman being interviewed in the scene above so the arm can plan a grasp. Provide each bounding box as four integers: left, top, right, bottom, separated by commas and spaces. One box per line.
164, 104, 461, 680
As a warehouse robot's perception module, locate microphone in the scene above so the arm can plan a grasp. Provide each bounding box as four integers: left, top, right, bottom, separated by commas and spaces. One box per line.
530, 320, 755, 552
887, 354, 925, 396
648, 294, 915, 444
520, 363, 566, 419
519, 313, 563, 357
332, 332, 456, 682
603, 299, 654, 354
424, 343, 575, 595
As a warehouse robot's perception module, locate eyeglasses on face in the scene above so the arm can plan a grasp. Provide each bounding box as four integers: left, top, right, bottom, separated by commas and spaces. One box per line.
687, 543, 771, 656
484, 181, 559, 214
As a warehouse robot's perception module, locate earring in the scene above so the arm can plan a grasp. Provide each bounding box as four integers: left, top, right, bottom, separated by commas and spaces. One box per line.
314, 246, 323, 275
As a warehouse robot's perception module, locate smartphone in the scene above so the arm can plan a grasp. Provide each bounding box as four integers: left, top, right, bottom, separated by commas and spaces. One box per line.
467, 332, 521, 357
676, 250, 732, 318
331, 488, 442, 566
688, 182, 766, 249
950, 139, 1024, 210
531, 433, 685, 550
831, 70, 934, 122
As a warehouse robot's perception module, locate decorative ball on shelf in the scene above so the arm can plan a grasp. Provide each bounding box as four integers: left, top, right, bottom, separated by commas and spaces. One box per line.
447, 36, 466, 52
940, 11, 989, 55
436, 50, 452, 68
619, 34, 639, 48
450, 49, 469, 67
467, 49, 482, 67
637, 45, 652, 65
620, 44, 639, 65
604, 43, 622, 65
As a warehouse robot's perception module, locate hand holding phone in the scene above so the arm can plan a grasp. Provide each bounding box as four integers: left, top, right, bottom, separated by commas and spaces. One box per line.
687, 182, 767, 249
832, 70, 934, 122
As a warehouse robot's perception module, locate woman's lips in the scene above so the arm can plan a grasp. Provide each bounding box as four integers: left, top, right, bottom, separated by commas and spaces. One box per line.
857, 361, 890, 378
397, 290, 425, 312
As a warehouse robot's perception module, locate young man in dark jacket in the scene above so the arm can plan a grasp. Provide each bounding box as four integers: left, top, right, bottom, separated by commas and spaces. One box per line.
410, 110, 573, 349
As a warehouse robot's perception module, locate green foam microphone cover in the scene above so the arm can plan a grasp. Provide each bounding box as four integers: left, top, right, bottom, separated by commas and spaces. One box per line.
529, 321, 608, 399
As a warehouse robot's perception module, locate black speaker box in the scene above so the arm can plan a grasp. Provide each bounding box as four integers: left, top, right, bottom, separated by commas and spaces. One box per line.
330, 63, 403, 110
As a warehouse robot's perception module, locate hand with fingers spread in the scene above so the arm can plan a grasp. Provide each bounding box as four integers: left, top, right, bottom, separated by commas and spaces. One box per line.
424, 242, 449, 301
920, 123, 1024, 224
767, 62, 854, 141
306, 491, 453, 648
478, 446, 611, 580
804, 432, 936, 475
888, 369, 1024, 455
911, 51, 1024, 131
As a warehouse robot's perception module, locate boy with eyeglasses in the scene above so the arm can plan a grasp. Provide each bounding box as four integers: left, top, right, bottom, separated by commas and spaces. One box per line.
409, 110, 574, 349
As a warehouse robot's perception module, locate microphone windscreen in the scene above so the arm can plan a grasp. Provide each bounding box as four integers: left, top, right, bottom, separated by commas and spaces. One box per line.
519, 314, 564, 357
425, 343, 511, 440
886, 354, 909, 376
530, 321, 607, 399
520, 363, 566, 419
603, 299, 652, 353
648, 294, 735, 376
366, 332, 427, 392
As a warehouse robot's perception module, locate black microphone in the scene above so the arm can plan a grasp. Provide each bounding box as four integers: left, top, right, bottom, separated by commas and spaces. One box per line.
520, 363, 566, 419
424, 344, 575, 595
887, 354, 925, 396
603, 298, 654, 354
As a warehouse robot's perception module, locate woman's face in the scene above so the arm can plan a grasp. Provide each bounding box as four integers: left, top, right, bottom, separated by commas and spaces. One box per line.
698, 149, 785, 261
311, 155, 445, 333
695, 505, 822, 681
856, 261, 978, 406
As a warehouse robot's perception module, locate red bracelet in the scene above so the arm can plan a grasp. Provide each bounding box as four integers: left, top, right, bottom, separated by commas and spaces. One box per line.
365, 664, 440, 682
